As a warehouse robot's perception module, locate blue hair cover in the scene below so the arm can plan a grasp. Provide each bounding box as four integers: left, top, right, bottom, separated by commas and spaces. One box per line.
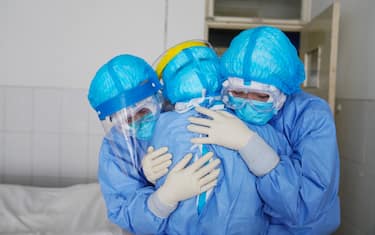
88, 54, 160, 118
221, 26, 305, 95
162, 46, 223, 104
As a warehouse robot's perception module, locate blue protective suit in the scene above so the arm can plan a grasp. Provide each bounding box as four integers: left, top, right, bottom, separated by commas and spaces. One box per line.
152, 91, 339, 234
217, 26, 340, 234
151, 110, 269, 235
98, 91, 340, 235
256, 91, 340, 235
98, 130, 168, 235
98, 109, 269, 234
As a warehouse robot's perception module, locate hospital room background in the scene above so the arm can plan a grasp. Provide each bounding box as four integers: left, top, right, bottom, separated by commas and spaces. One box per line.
0, 0, 374, 234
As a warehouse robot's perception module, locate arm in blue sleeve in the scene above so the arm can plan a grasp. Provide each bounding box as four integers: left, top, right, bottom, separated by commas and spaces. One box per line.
253, 109, 340, 231
98, 139, 169, 235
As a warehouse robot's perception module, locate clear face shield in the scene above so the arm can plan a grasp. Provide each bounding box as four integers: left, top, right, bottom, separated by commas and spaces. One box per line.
92, 60, 163, 176
101, 95, 161, 137
99, 95, 161, 174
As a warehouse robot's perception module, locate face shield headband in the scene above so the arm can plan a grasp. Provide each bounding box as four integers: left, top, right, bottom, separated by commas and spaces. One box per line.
94, 76, 162, 121
99, 95, 161, 179
153, 40, 212, 79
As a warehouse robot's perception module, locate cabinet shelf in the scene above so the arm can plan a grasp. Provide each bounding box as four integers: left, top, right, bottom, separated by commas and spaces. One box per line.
206, 18, 304, 32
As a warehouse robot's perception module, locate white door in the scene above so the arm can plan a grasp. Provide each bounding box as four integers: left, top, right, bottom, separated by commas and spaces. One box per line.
300, 2, 340, 113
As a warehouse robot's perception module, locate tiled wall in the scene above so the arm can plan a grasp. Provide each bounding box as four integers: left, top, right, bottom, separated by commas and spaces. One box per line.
0, 86, 103, 187
334, 98, 375, 235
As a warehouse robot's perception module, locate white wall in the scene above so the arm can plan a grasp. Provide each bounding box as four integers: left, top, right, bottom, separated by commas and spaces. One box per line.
335, 0, 375, 100
0, 0, 166, 89
166, 0, 206, 47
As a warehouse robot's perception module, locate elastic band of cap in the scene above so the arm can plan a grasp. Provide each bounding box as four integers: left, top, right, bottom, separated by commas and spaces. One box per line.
155, 41, 208, 78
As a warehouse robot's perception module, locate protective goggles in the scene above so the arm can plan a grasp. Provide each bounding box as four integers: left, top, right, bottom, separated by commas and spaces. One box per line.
221, 77, 287, 111
221, 87, 276, 112
101, 95, 161, 135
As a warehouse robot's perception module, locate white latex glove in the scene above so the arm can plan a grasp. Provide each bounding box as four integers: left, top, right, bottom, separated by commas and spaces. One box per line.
187, 106, 254, 150
156, 152, 220, 207
142, 146, 172, 184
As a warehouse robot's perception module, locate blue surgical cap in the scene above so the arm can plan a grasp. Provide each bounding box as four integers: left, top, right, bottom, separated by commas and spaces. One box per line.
162, 46, 223, 104
88, 54, 161, 119
221, 26, 305, 95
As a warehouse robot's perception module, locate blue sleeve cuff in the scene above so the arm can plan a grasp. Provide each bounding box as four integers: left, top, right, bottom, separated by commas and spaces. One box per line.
147, 191, 177, 218
239, 133, 280, 176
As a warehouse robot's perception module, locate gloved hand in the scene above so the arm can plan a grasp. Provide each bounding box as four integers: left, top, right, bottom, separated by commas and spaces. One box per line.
187, 106, 254, 150
142, 146, 172, 184
156, 152, 220, 207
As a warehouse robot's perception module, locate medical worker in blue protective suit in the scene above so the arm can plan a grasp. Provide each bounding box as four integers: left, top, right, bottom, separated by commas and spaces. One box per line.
88, 54, 220, 235
188, 26, 341, 235
143, 40, 272, 235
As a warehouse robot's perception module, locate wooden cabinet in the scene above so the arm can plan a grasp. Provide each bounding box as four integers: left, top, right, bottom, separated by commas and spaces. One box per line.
205, 0, 340, 113
205, 0, 310, 36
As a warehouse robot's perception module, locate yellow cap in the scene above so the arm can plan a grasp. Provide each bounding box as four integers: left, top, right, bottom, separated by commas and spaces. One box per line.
154, 40, 208, 79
